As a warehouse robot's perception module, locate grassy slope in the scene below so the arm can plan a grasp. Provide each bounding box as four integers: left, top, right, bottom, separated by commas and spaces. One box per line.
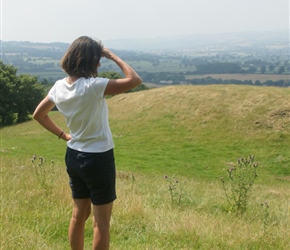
1, 84, 290, 183
109, 84, 290, 182
1, 84, 290, 249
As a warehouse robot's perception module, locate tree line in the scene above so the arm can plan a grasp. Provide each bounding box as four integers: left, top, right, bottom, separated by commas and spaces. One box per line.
179, 59, 288, 74
139, 70, 290, 87
0, 61, 45, 125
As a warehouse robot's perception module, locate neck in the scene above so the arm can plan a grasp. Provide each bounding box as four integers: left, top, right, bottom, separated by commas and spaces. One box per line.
67, 76, 80, 84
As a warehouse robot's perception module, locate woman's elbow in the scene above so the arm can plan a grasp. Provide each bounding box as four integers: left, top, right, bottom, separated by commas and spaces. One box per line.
32, 111, 40, 121
135, 76, 142, 86
32, 110, 45, 122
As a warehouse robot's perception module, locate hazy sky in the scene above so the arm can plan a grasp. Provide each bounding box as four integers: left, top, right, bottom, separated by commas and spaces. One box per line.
1, 0, 289, 43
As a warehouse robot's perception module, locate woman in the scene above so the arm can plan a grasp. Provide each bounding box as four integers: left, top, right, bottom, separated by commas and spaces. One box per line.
33, 36, 142, 250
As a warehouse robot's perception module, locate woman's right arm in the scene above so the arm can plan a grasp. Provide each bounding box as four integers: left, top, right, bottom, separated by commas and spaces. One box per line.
102, 48, 142, 95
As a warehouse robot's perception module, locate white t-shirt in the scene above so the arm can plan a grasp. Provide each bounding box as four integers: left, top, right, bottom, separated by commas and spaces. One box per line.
48, 77, 114, 153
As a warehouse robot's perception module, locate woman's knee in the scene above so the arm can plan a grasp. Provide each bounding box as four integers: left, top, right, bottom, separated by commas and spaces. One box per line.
92, 202, 113, 230
72, 199, 92, 222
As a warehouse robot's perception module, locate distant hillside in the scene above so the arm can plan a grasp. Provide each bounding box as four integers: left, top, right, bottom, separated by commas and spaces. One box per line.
1, 30, 289, 84
104, 30, 289, 51
2, 30, 288, 53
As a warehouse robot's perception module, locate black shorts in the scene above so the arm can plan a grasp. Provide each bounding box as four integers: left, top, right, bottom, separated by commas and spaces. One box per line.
65, 147, 116, 205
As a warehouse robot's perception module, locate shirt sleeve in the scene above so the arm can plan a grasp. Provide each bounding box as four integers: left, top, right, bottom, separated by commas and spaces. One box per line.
90, 77, 110, 99
48, 83, 57, 103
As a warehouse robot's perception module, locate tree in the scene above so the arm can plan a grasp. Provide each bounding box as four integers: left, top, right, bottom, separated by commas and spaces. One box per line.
0, 61, 18, 124
260, 65, 266, 74
126, 84, 149, 93
247, 66, 257, 74
268, 64, 275, 72
99, 71, 122, 79
15, 74, 45, 123
278, 66, 285, 74
196, 62, 242, 74
0, 61, 45, 125
99, 70, 149, 93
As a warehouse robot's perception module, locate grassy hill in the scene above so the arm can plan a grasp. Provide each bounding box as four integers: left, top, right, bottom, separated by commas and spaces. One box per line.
1, 84, 290, 249
108, 84, 290, 181
2, 84, 290, 182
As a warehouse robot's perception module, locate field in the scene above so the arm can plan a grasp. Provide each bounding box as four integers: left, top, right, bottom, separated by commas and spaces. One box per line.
15, 54, 290, 83
1, 85, 290, 249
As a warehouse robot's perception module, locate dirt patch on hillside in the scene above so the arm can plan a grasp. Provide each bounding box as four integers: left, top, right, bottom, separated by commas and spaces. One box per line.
270, 109, 290, 118
254, 108, 290, 131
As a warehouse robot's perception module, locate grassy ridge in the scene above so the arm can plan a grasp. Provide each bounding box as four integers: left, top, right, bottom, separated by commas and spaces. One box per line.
1, 84, 290, 181
1, 84, 290, 249
108, 84, 290, 182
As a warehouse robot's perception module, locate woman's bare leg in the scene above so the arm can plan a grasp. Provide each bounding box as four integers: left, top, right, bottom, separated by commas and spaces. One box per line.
92, 202, 113, 250
69, 198, 91, 250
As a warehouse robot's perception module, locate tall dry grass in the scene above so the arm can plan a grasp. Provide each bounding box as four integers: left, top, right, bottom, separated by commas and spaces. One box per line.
112, 172, 290, 249
1, 156, 289, 249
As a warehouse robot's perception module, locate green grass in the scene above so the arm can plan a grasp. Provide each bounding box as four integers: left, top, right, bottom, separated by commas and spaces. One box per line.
100, 59, 184, 73
1, 84, 290, 249
107, 85, 290, 182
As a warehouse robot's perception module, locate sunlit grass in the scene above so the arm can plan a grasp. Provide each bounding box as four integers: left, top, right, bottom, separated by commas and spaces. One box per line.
1, 157, 289, 249
1, 85, 290, 249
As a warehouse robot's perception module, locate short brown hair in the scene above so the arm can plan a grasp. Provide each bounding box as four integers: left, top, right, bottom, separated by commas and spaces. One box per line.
61, 36, 103, 78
